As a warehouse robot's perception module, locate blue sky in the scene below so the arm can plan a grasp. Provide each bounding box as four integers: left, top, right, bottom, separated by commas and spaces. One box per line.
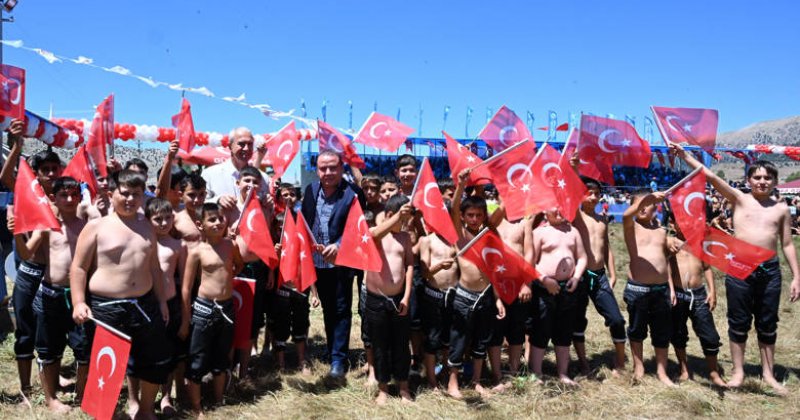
3, 0, 798, 140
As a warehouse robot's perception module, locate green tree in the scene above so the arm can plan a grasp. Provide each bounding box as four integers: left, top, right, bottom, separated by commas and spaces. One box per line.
716, 170, 726, 180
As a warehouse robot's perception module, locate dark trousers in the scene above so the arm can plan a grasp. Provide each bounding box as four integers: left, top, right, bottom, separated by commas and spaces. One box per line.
13, 261, 45, 360
573, 269, 627, 343
365, 291, 410, 383
726, 258, 782, 345
671, 286, 721, 356
315, 266, 354, 368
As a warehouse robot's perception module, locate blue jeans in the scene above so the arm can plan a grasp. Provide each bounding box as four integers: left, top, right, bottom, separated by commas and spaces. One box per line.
725, 257, 781, 345
314, 267, 354, 368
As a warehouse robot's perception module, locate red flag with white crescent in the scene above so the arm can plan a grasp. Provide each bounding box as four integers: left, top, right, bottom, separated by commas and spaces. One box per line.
561, 128, 614, 185
239, 193, 278, 268
294, 213, 318, 292
279, 211, 299, 285
353, 112, 414, 152
411, 159, 459, 245
82, 324, 131, 420
171, 98, 196, 153
667, 170, 707, 246
478, 105, 534, 153
443, 131, 492, 187
63, 145, 100, 199
534, 143, 586, 222
652, 106, 718, 153
688, 227, 775, 280
334, 197, 383, 272
0, 64, 25, 120
461, 230, 540, 305
265, 121, 298, 178
317, 120, 365, 169
232, 277, 255, 349
87, 94, 113, 178
578, 115, 652, 170
13, 159, 61, 234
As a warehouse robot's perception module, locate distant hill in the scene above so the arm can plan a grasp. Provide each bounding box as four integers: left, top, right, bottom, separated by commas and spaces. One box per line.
717, 115, 800, 147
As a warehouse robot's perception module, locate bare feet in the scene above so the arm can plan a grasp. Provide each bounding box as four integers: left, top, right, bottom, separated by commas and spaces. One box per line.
59, 375, 76, 388
726, 371, 744, 388
610, 368, 623, 378
473, 383, 492, 398
301, 362, 312, 376
657, 372, 676, 387
447, 385, 463, 400
399, 389, 413, 403
46, 398, 72, 414
18, 388, 32, 409
491, 381, 509, 392
559, 375, 579, 387
763, 376, 789, 396
633, 365, 645, 380
709, 371, 727, 388
375, 390, 389, 406
161, 396, 177, 418
678, 367, 690, 382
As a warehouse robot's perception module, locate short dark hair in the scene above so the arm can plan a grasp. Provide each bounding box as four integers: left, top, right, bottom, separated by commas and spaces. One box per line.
746, 160, 778, 180
145, 197, 174, 218
180, 173, 207, 192
109, 170, 146, 192
361, 173, 382, 188
197, 202, 224, 222
29, 150, 61, 172
395, 154, 417, 170
238, 165, 262, 182
157, 167, 187, 190
381, 175, 400, 187
460, 195, 487, 214
437, 178, 455, 193
124, 158, 149, 174
51, 176, 80, 195
580, 176, 602, 191
385, 193, 410, 214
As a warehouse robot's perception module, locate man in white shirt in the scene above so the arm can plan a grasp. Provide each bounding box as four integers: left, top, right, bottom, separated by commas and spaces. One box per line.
201, 127, 270, 209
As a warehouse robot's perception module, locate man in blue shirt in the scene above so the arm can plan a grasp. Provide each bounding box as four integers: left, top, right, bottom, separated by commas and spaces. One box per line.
301, 149, 365, 378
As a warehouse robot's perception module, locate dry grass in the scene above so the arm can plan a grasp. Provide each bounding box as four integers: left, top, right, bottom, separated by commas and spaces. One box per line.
1, 226, 799, 419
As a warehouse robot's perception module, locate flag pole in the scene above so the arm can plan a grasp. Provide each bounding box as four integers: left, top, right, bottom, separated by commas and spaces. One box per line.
663, 166, 703, 196
650, 106, 673, 147
469, 139, 530, 170
89, 315, 132, 342
234, 186, 255, 231
410, 157, 427, 200
455, 227, 490, 258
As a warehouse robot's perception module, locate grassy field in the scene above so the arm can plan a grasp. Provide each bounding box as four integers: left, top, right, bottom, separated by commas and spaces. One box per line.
0, 225, 798, 419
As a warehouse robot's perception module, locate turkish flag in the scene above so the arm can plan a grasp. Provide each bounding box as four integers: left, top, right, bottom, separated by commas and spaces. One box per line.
478, 105, 533, 153
443, 131, 492, 187
171, 98, 196, 153
579, 115, 652, 170
232, 277, 255, 349
265, 121, 298, 178
461, 230, 540, 304
688, 227, 776, 280
177, 146, 231, 166
294, 213, 318, 292
353, 112, 414, 152
533, 144, 586, 221
334, 197, 382, 272
279, 211, 300, 285
556, 122, 569, 132
652, 106, 718, 153
82, 324, 131, 420
239, 193, 278, 268
87, 94, 114, 178
725, 150, 751, 165
13, 159, 60, 234
317, 120, 365, 169
487, 140, 558, 222
0, 64, 25, 120
562, 128, 614, 185
667, 170, 707, 244
412, 159, 459, 245
63, 146, 100, 199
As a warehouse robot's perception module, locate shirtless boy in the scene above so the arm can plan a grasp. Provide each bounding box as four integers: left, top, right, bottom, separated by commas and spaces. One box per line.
622, 192, 677, 386
446, 169, 506, 399
71, 170, 172, 420
418, 204, 459, 389
488, 204, 533, 389
571, 177, 626, 375
674, 143, 800, 393
364, 194, 414, 404
530, 209, 587, 385
668, 216, 725, 387
180, 203, 243, 415
145, 198, 188, 414
174, 174, 207, 243
14, 177, 88, 413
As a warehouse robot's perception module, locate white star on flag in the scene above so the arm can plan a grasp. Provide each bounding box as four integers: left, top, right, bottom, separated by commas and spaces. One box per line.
98, 376, 105, 390
299, 251, 306, 260
38, 196, 49, 205
683, 124, 692, 132
361, 233, 370, 243
521, 184, 531, 192
495, 265, 506, 273
725, 252, 734, 261
621, 139, 632, 147
467, 156, 476, 163
557, 179, 566, 189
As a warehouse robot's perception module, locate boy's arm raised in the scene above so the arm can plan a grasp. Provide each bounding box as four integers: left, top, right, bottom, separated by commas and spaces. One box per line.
369, 203, 411, 241
156, 140, 179, 199
670, 142, 742, 204
451, 169, 469, 239
0, 120, 25, 190
70, 220, 98, 324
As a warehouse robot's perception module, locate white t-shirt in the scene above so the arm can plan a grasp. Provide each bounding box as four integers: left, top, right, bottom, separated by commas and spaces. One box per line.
201, 159, 270, 201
